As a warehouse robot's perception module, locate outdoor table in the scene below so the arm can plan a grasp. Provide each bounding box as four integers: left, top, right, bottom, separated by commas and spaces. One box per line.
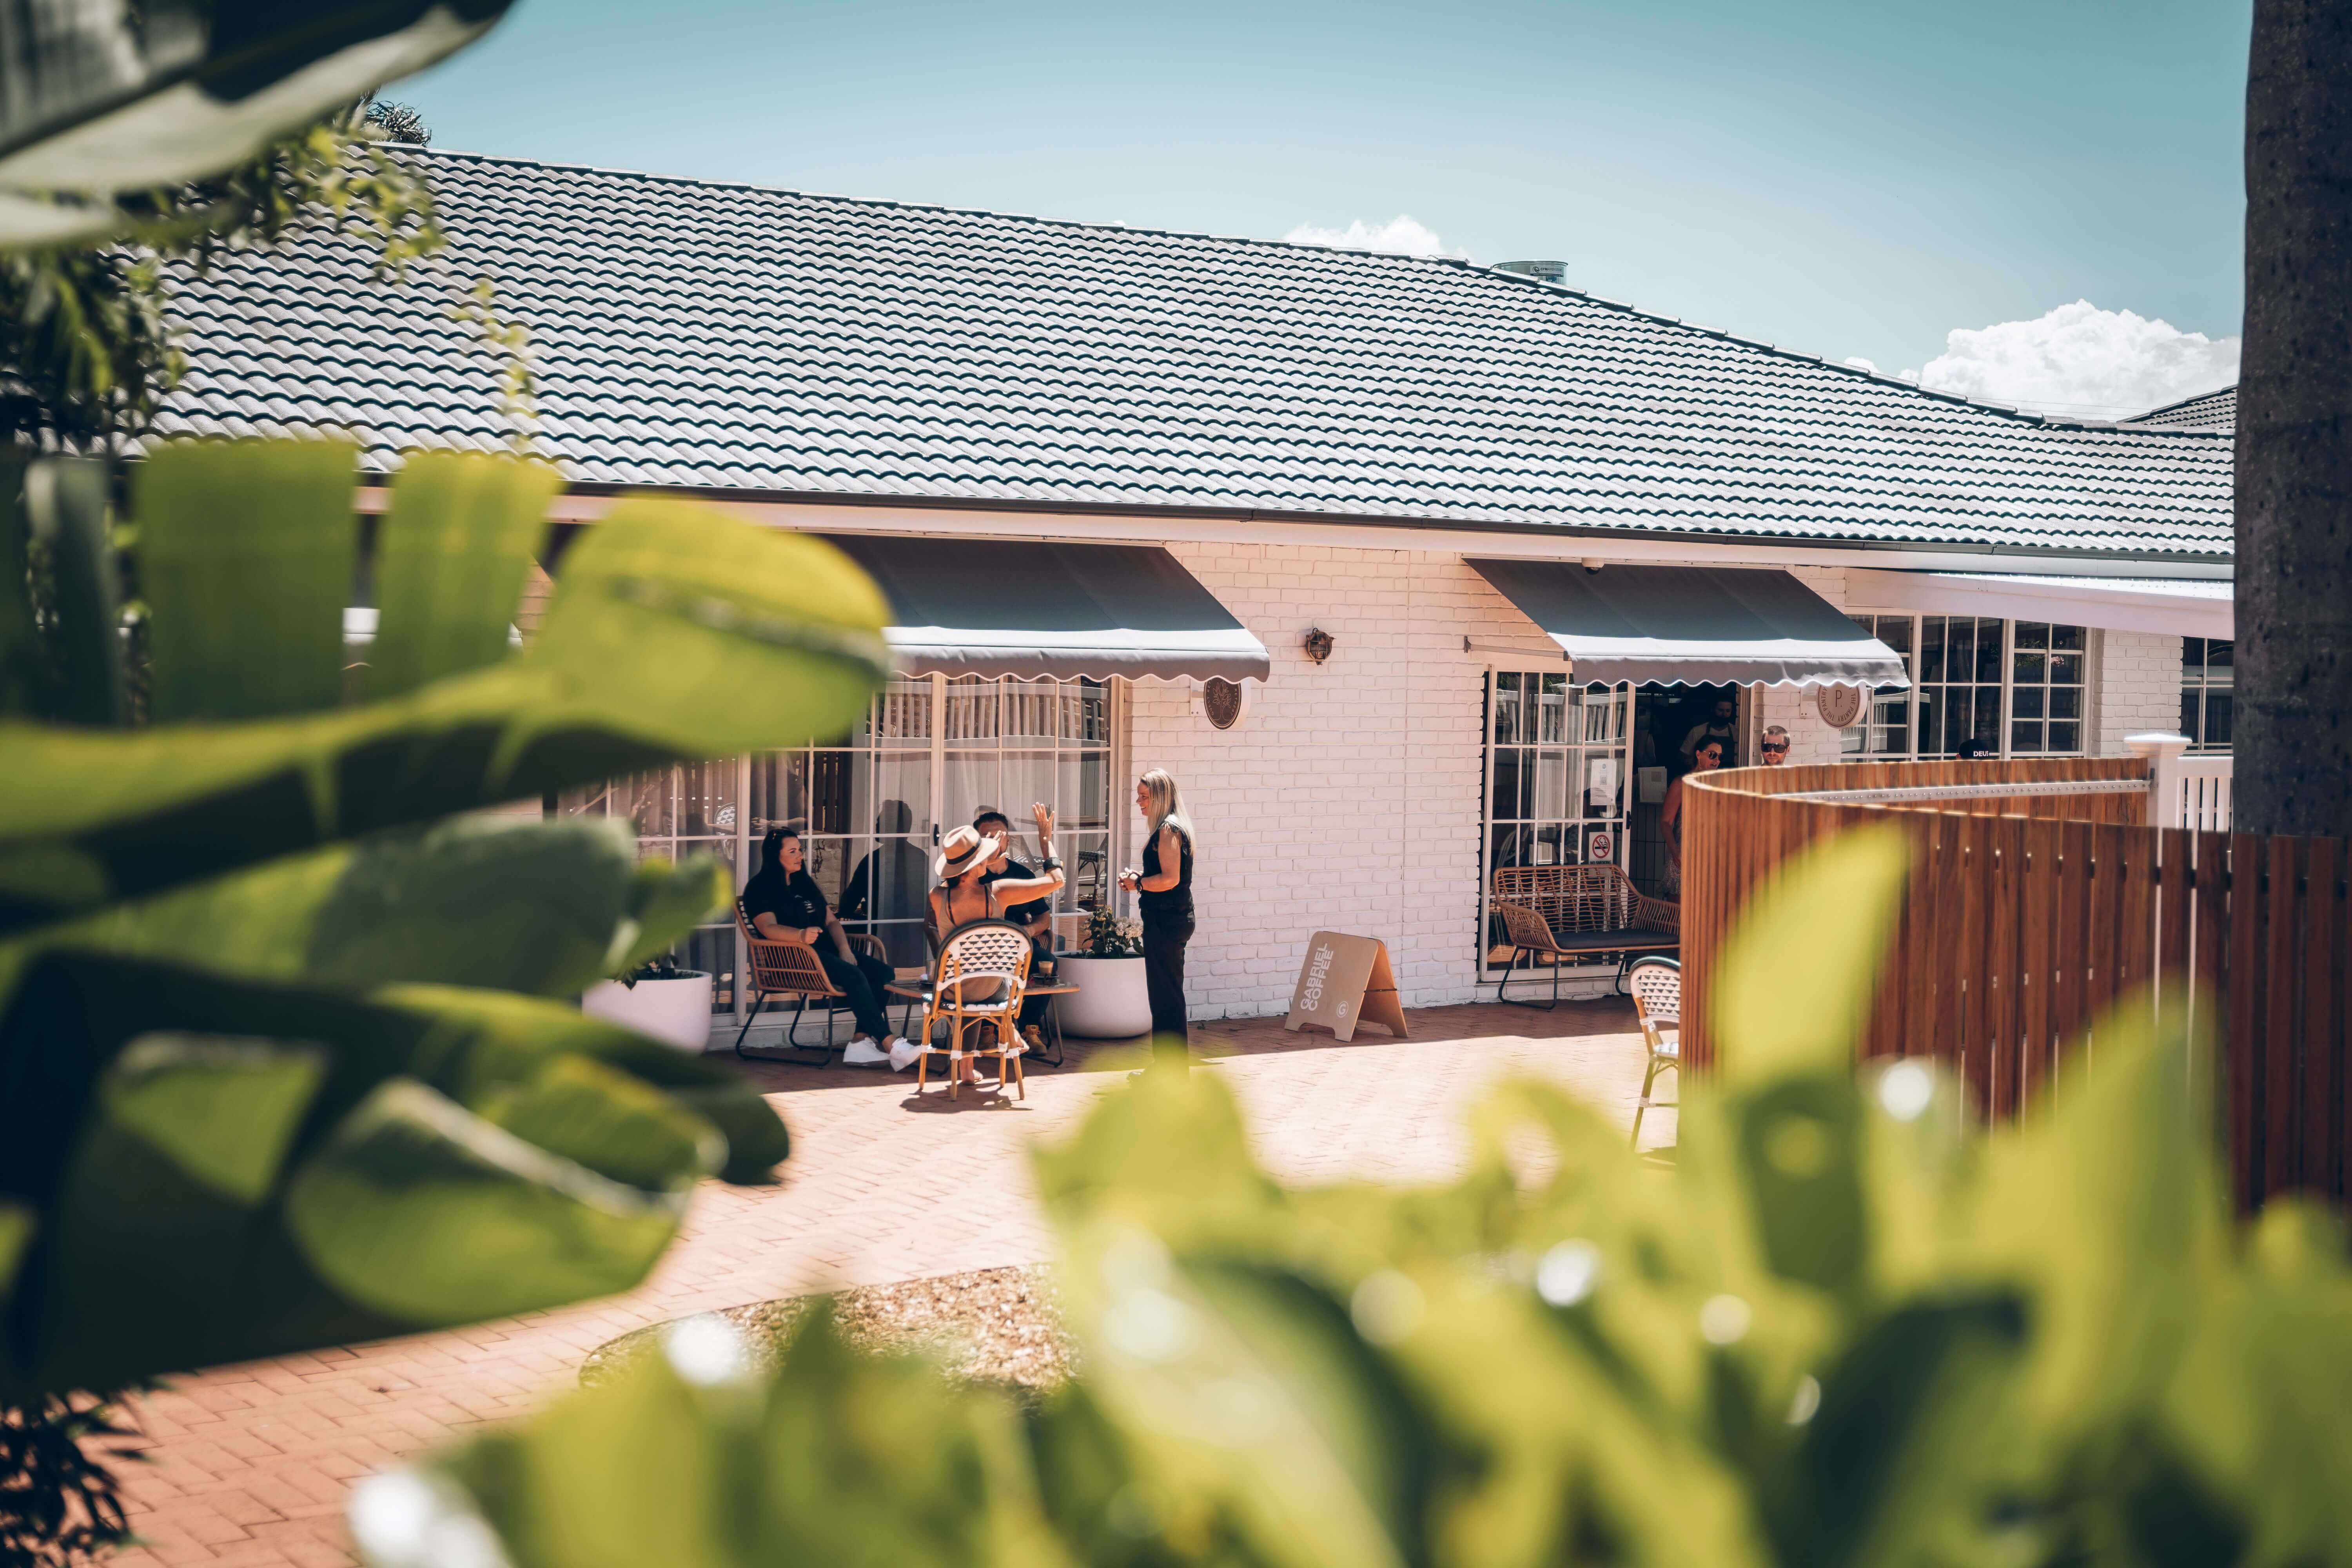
885, 980, 1080, 1068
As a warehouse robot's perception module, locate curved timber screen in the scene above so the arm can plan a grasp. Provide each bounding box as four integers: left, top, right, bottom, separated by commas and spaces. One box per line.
1681, 757, 2347, 1210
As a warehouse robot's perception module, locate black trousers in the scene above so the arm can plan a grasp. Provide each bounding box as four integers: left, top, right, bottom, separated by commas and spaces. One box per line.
1142, 911, 1194, 1058
818, 949, 895, 1041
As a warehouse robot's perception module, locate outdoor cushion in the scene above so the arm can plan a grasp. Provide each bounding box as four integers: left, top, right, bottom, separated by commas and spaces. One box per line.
1547, 927, 1678, 953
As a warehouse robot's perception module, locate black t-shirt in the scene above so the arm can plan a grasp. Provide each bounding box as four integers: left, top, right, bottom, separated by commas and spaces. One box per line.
981, 856, 1052, 928
742, 867, 829, 934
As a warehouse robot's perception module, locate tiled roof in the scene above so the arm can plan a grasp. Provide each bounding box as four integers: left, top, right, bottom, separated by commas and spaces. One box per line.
2120, 385, 2236, 433
155, 150, 2233, 559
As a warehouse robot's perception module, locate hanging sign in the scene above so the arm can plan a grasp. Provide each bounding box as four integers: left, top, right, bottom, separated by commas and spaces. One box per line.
1283, 931, 1408, 1043
1586, 755, 1619, 808
1587, 829, 1615, 864
1815, 684, 1866, 728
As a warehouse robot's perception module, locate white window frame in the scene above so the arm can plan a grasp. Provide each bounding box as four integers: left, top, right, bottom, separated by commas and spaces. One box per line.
2180, 636, 2234, 754
567, 673, 1124, 1022
1475, 665, 1635, 977
1840, 612, 2091, 760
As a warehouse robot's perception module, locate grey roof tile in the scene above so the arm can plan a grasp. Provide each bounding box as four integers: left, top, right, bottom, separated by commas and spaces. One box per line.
152, 150, 2232, 558
2121, 385, 2236, 433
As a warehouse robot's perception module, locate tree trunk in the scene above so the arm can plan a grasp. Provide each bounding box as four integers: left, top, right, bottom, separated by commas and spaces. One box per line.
2238, 0, 2352, 838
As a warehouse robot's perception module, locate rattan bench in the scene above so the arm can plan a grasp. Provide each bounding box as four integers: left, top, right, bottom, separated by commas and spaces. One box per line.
1490, 864, 1679, 1007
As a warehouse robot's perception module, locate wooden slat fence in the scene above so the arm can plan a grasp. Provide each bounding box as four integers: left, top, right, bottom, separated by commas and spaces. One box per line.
1682, 758, 2350, 1209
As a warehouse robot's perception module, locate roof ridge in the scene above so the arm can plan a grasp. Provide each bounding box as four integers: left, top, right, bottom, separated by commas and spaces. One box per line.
2121, 381, 2238, 423
404, 148, 2227, 441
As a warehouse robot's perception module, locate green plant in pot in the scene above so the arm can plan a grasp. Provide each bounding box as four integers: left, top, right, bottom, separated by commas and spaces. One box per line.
1054, 904, 1149, 1040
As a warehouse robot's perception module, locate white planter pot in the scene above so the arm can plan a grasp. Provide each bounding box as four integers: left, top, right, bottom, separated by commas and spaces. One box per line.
582, 972, 715, 1052
1053, 955, 1152, 1038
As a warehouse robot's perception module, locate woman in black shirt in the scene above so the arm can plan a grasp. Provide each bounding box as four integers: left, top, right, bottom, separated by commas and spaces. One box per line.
742, 827, 913, 1069
1118, 768, 1195, 1068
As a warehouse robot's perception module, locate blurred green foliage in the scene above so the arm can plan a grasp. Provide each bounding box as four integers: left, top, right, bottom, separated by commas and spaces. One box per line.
376, 828, 2352, 1568
0, 439, 892, 1403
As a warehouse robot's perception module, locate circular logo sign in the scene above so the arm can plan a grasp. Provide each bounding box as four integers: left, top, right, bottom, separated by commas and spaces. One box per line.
1586, 829, 1614, 864
1814, 683, 1866, 729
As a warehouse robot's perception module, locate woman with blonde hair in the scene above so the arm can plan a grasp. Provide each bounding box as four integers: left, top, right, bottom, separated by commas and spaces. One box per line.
1117, 769, 1196, 1066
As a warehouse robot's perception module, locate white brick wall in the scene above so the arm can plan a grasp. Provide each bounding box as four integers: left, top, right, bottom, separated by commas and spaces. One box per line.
1129, 543, 1543, 1020
2092, 628, 2183, 755
1116, 550, 2188, 1022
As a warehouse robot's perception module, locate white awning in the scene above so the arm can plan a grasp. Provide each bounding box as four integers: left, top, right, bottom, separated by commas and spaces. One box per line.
820, 535, 1269, 682
1844, 570, 2232, 638
1467, 560, 1909, 688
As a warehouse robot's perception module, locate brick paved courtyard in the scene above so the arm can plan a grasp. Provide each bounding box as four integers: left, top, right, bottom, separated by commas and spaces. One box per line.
107, 998, 1666, 1566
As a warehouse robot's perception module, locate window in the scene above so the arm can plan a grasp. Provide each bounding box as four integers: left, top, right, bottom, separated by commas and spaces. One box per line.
1841, 614, 1913, 756
2006, 622, 2085, 754
568, 674, 1116, 1011
2181, 637, 2232, 752
1480, 671, 1631, 968
1916, 615, 2006, 757
1485, 672, 1627, 875
1841, 614, 2091, 759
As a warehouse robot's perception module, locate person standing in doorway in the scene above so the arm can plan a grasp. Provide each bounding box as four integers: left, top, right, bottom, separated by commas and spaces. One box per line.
1659, 737, 1724, 898
1118, 768, 1196, 1068
1678, 696, 1738, 767
1759, 725, 1791, 766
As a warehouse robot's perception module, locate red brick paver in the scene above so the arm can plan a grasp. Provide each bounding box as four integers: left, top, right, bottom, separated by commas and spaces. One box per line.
107, 1000, 1664, 1565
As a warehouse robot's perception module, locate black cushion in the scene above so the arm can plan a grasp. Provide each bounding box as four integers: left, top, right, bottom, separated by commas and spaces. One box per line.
1546, 927, 1679, 953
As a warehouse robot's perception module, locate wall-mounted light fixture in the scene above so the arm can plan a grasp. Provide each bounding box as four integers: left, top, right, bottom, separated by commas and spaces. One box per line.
1302, 627, 1334, 664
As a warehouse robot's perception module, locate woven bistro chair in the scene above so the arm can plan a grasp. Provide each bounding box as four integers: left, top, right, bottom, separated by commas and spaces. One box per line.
1491, 864, 1679, 1005
731, 898, 889, 1063
1626, 956, 1681, 1148
915, 918, 1034, 1100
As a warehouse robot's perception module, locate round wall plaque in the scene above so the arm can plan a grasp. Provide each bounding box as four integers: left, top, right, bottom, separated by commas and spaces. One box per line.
1202, 677, 1252, 730
1814, 683, 1866, 728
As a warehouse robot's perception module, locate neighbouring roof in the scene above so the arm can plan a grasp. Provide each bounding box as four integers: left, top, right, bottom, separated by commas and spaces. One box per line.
2121, 385, 2236, 433
155, 150, 2233, 559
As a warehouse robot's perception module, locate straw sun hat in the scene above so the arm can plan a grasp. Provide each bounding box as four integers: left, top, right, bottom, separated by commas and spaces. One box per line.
933, 824, 1004, 881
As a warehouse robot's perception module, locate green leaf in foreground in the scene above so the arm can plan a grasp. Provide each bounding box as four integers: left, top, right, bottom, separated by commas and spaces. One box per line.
0, 489, 889, 935
0, 951, 788, 1395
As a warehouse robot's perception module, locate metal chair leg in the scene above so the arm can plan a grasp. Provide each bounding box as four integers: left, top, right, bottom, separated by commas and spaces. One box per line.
1497, 946, 1561, 1010
732, 991, 769, 1056
1631, 1058, 1677, 1148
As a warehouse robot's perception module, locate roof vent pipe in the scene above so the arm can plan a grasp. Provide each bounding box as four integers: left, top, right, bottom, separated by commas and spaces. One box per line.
1496, 260, 1568, 284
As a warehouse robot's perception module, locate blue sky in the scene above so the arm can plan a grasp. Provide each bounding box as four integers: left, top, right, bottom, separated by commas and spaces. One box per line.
397, 0, 2250, 414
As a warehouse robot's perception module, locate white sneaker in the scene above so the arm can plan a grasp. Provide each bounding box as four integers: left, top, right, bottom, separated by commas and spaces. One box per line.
886, 1036, 923, 1072
842, 1036, 889, 1067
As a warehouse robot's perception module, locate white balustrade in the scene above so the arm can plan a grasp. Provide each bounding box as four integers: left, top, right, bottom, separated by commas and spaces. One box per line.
2124, 732, 2233, 831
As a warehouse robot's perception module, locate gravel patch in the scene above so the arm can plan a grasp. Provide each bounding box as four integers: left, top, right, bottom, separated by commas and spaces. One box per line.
582, 1265, 1073, 1396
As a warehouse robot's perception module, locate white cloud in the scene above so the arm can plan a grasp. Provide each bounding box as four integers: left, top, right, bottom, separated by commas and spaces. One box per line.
1911, 300, 2238, 419
1283, 214, 1463, 260
1842, 356, 1879, 374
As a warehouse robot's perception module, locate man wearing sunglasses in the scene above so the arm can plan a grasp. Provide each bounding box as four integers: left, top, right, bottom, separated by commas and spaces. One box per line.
1760, 724, 1792, 766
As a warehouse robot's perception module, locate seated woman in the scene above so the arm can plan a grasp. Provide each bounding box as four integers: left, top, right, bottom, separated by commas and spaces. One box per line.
928, 803, 1065, 1080
742, 826, 917, 1070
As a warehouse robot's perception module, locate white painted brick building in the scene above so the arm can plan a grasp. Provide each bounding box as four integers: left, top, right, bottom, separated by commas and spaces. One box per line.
160, 151, 2241, 1032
